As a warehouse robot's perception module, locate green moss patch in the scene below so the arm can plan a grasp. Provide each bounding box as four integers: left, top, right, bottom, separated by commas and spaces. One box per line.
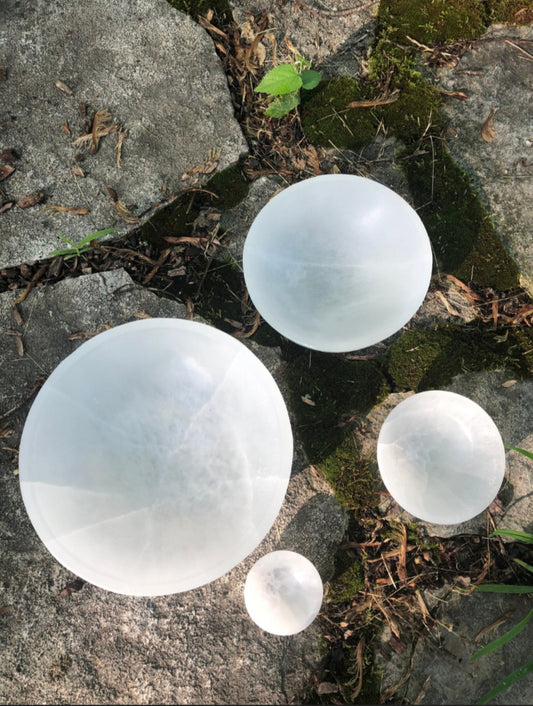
388, 325, 533, 391
300, 78, 379, 150
319, 438, 379, 512
376, 0, 486, 45
327, 553, 365, 604
401, 143, 519, 289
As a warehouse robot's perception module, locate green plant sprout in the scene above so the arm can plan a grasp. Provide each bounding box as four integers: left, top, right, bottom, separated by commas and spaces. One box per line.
471, 445, 533, 705
49, 227, 118, 260
254, 55, 321, 118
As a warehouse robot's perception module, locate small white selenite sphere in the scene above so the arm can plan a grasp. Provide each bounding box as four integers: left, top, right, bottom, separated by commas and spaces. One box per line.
243, 174, 433, 352
377, 390, 506, 525
19, 319, 293, 596
244, 551, 323, 635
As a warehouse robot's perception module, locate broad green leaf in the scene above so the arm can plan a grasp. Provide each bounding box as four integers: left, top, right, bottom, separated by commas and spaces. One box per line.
300, 69, 322, 90
513, 558, 533, 574
475, 584, 533, 593
76, 227, 118, 247
476, 658, 533, 705
264, 91, 300, 118
505, 445, 533, 460
489, 529, 533, 544
471, 608, 533, 661
255, 64, 302, 96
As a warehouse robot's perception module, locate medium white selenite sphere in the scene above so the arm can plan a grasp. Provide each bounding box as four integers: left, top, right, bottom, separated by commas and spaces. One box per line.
19, 319, 293, 596
377, 390, 506, 525
244, 551, 323, 635
242, 174, 433, 352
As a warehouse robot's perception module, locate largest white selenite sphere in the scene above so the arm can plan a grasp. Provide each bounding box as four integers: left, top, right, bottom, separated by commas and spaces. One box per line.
244, 551, 323, 635
19, 319, 293, 596
243, 174, 433, 352
377, 390, 506, 525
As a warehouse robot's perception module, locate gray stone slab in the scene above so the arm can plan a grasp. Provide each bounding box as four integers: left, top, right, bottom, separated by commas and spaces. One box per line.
0, 0, 248, 270
429, 25, 533, 295
230, 0, 377, 77
385, 591, 533, 705
0, 269, 348, 704
353, 370, 533, 538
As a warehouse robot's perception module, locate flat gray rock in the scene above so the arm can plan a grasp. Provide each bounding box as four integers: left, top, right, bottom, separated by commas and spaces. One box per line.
0, 269, 347, 705
378, 591, 532, 705
230, 0, 378, 77
430, 25, 533, 295
0, 0, 248, 269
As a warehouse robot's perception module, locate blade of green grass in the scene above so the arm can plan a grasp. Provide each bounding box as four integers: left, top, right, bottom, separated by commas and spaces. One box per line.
475, 584, 533, 594
476, 658, 533, 705
513, 558, 533, 574
505, 445, 533, 460
75, 227, 117, 247
489, 529, 533, 544
471, 608, 533, 662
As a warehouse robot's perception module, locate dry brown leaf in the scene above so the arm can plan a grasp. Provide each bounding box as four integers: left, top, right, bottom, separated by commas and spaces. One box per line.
501, 379, 517, 388
0, 164, 15, 181
301, 395, 316, 407
317, 682, 339, 696
439, 89, 468, 100
73, 109, 118, 154
39, 204, 89, 215
347, 90, 399, 109
17, 192, 45, 209
397, 524, 408, 583
116, 128, 127, 168
0, 201, 14, 214
60, 122, 71, 136
134, 311, 151, 319
55, 80, 73, 95
15, 335, 24, 357
114, 199, 139, 224
71, 166, 85, 178
11, 305, 24, 327
481, 107, 498, 143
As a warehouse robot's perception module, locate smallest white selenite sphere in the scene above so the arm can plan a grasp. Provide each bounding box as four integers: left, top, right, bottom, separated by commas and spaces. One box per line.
244, 551, 323, 635
243, 174, 433, 352
377, 390, 506, 525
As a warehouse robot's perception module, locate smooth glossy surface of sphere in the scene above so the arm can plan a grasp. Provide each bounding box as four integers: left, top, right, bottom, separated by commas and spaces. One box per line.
19, 319, 293, 596
377, 390, 505, 525
243, 174, 433, 352
244, 551, 323, 635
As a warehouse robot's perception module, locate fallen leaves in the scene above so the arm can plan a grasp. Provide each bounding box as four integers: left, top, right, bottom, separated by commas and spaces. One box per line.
0, 164, 15, 181
39, 204, 89, 215
481, 107, 498, 143
73, 109, 119, 154
16, 192, 45, 209
55, 79, 73, 95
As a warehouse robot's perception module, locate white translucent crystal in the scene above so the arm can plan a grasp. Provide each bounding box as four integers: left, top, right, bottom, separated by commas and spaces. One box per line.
243, 174, 432, 352
244, 550, 323, 635
19, 319, 293, 596
377, 390, 506, 525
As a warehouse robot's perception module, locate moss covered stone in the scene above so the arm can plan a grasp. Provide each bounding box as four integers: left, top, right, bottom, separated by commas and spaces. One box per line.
320, 438, 379, 512
327, 556, 365, 604
301, 78, 379, 150
376, 0, 486, 45
284, 352, 390, 463
401, 143, 520, 289
387, 325, 533, 391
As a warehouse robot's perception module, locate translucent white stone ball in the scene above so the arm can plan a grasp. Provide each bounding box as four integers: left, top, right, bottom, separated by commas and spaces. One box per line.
19, 319, 293, 596
243, 174, 433, 352
244, 550, 323, 635
377, 390, 506, 525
